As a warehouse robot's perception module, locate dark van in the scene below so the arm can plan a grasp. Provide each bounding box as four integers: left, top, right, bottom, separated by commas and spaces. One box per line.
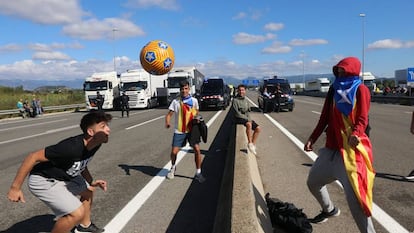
198, 78, 230, 110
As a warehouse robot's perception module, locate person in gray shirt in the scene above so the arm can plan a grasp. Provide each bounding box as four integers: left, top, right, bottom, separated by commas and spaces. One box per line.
232, 84, 261, 155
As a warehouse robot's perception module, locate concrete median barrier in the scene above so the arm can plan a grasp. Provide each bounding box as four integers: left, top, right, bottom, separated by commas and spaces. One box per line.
213, 117, 273, 233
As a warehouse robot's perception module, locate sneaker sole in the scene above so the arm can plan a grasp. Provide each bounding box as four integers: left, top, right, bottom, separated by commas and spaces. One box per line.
310, 208, 340, 224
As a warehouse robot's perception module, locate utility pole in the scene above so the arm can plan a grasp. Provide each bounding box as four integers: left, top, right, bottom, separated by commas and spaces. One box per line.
112, 28, 118, 72
359, 13, 366, 80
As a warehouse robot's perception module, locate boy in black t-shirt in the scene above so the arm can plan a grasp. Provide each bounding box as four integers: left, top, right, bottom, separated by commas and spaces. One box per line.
7, 111, 112, 233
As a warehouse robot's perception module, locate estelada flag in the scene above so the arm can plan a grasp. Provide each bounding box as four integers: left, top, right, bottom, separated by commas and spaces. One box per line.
333, 100, 375, 217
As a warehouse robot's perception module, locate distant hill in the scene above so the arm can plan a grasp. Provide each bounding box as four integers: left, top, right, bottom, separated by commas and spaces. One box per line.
0, 79, 84, 90
34, 86, 72, 93
220, 73, 336, 87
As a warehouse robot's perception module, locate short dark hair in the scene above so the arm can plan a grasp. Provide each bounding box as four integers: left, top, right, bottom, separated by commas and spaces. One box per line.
80, 111, 112, 134
237, 84, 246, 90
179, 80, 190, 87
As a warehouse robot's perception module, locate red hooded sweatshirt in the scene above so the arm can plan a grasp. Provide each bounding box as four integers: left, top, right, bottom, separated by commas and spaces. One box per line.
308, 57, 371, 150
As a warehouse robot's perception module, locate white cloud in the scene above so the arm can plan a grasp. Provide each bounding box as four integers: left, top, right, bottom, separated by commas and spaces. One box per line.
289, 39, 328, 46
367, 39, 414, 49
28, 42, 84, 52
32, 51, 71, 60
62, 18, 145, 40
261, 42, 292, 54
0, 43, 23, 53
232, 32, 276, 44
0, 0, 84, 25
124, 0, 179, 10
264, 22, 284, 31
232, 12, 247, 20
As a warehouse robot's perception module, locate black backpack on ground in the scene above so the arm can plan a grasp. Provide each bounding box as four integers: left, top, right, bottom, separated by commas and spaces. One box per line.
265, 193, 313, 233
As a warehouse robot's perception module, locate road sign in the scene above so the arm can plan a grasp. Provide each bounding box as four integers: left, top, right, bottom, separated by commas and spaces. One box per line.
408, 67, 414, 82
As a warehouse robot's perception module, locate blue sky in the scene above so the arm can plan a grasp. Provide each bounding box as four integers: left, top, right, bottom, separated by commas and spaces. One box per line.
0, 0, 413, 83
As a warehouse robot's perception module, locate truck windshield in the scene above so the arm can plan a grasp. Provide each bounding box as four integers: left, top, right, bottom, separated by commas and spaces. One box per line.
84, 81, 108, 91
122, 81, 147, 91
168, 77, 187, 88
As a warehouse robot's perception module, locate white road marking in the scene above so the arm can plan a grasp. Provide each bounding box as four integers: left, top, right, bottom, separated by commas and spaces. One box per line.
0, 125, 78, 145
104, 111, 223, 233
264, 114, 409, 233
311, 111, 321, 115
0, 119, 67, 132
125, 116, 164, 130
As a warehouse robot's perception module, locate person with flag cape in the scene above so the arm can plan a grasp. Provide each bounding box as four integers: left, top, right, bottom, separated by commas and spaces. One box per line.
304, 57, 376, 233
165, 80, 206, 183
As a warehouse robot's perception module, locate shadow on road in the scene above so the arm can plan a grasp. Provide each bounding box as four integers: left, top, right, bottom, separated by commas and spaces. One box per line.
0, 214, 55, 233
375, 172, 413, 182
165, 109, 234, 233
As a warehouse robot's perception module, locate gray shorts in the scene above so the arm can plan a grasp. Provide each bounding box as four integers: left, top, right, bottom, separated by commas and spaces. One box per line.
28, 174, 90, 218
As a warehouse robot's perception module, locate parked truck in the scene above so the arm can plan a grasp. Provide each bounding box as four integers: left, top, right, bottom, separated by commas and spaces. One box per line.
304, 77, 330, 93
360, 72, 376, 94
120, 69, 168, 109
166, 67, 205, 103
83, 71, 121, 111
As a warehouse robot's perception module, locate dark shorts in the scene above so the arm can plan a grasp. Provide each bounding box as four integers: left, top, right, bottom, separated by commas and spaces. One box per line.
234, 118, 259, 130
172, 132, 200, 147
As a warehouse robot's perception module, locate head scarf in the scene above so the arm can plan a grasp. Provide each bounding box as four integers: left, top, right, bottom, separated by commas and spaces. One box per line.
332, 57, 362, 116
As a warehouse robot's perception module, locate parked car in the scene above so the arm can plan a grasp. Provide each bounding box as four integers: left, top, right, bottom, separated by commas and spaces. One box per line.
258, 77, 295, 112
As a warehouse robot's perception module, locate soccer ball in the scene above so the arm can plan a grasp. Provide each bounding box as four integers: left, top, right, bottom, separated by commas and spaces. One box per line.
139, 40, 175, 75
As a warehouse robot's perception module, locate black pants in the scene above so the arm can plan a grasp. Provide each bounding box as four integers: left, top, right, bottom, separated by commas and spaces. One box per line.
121, 105, 129, 117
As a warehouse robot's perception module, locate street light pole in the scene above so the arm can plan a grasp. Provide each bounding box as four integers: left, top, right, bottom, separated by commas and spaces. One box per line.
301, 51, 305, 90
112, 28, 118, 72
359, 13, 366, 80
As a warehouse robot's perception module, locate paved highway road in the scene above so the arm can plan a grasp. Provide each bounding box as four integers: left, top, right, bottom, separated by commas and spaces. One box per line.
0, 92, 413, 233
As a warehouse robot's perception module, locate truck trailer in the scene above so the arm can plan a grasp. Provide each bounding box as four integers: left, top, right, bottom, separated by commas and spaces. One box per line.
166, 67, 205, 103
120, 69, 168, 109
304, 77, 330, 93
83, 71, 121, 111
360, 72, 377, 94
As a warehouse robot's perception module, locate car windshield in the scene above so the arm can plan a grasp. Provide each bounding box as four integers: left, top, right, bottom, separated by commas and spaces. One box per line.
264, 84, 290, 94
201, 82, 223, 95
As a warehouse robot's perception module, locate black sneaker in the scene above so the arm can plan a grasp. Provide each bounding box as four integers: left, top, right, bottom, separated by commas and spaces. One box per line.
74, 222, 104, 233
310, 206, 340, 223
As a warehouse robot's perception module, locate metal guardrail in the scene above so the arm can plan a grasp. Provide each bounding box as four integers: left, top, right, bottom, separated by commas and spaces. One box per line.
297, 92, 414, 106
0, 104, 85, 117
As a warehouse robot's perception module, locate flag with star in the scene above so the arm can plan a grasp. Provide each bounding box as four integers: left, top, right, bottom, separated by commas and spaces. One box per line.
331, 84, 375, 217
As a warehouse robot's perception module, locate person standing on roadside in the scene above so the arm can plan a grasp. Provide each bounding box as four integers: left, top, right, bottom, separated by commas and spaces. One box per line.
7, 111, 112, 233
404, 111, 414, 180
165, 80, 206, 183
232, 84, 260, 155
304, 57, 376, 233
96, 91, 104, 111
120, 92, 130, 118
273, 83, 283, 112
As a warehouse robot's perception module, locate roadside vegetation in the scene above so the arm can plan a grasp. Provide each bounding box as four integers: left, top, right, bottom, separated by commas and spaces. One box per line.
0, 85, 84, 110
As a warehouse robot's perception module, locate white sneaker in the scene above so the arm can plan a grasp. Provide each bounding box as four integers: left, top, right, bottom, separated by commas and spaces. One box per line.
166, 168, 175, 179
405, 170, 414, 180
195, 173, 206, 183
248, 143, 257, 155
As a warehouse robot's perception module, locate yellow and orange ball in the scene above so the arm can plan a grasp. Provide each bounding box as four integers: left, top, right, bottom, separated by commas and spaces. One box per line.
139, 40, 175, 75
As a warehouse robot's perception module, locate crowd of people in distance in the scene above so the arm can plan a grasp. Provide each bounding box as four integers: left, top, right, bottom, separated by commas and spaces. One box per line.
17, 98, 43, 118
